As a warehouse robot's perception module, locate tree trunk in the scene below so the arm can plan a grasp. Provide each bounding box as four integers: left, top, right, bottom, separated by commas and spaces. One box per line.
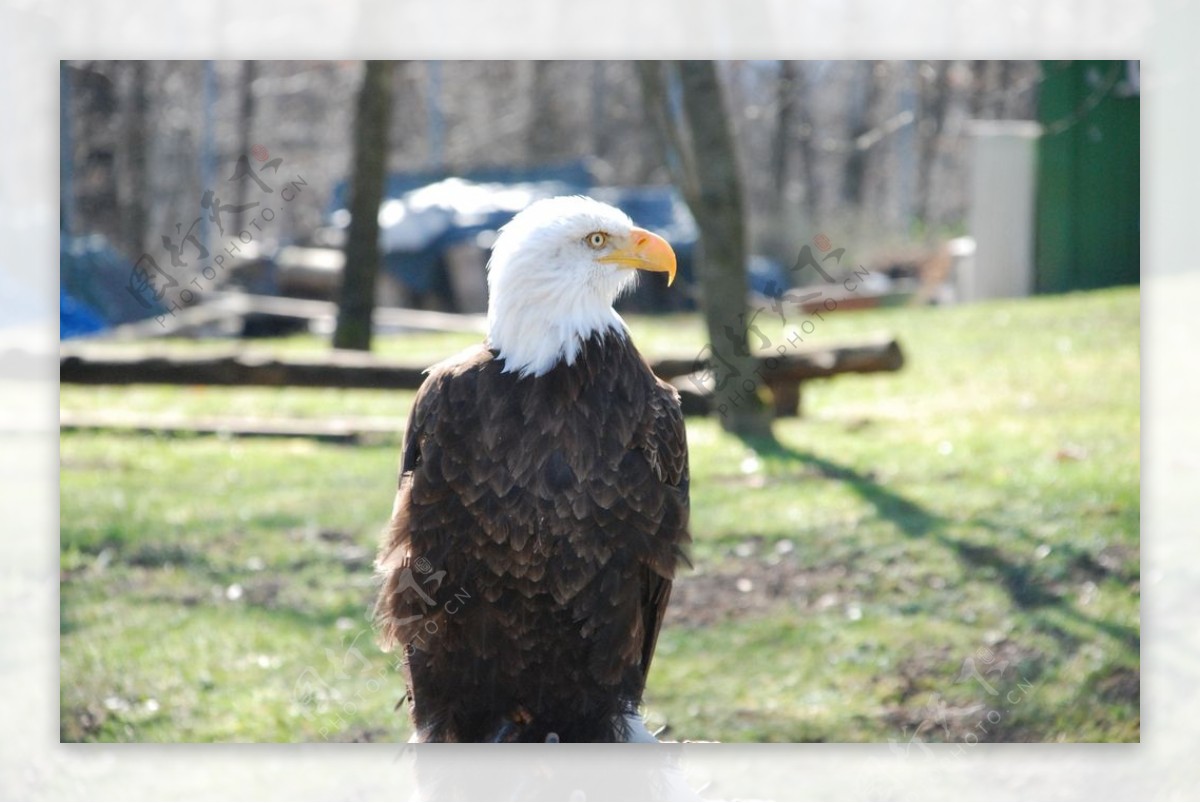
640, 61, 770, 437
118, 60, 149, 256
766, 61, 798, 258
771, 61, 796, 201
334, 60, 394, 352
843, 61, 886, 210
792, 63, 820, 225
969, 60, 990, 119
634, 62, 697, 200
528, 61, 568, 164
234, 60, 257, 234
917, 60, 952, 240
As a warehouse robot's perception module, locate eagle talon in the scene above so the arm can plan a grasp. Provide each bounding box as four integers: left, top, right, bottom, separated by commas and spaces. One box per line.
485, 720, 519, 743
485, 706, 534, 742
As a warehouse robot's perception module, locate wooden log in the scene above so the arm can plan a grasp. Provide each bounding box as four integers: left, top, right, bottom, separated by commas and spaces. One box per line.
60, 335, 903, 409
650, 333, 903, 382
765, 378, 802, 417
60, 348, 431, 389
61, 335, 902, 419
652, 334, 902, 417
59, 410, 404, 444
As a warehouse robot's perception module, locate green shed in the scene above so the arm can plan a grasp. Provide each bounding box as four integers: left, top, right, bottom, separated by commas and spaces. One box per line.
1035, 60, 1140, 293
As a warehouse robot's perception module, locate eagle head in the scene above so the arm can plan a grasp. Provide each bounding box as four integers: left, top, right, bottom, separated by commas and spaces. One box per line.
485, 196, 677, 377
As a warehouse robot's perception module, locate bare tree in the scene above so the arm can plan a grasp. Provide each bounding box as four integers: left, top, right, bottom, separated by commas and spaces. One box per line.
842, 61, 888, 212
233, 60, 257, 233
764, 61, 798, 258
791, 64, 821, 226
915, 60, 954, 239
334, 60, 394, 351
116, 60, 149, 256
527, 61, 572, 165
771, 61, 797, 204
766, 61, 819, 256
637, 61, 771, 438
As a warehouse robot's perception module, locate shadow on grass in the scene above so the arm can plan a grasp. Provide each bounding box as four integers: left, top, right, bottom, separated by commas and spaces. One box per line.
736, 433, 1139, 653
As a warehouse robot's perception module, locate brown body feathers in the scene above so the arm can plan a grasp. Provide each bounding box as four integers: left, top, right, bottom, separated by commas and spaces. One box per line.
374, 329, 690, 742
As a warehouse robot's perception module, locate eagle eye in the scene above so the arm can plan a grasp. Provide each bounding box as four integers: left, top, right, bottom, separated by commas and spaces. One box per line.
584, 231, 608, 250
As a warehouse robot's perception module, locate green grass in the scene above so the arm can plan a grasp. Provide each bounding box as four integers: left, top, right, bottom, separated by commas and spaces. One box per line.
60, 287, 1140, 742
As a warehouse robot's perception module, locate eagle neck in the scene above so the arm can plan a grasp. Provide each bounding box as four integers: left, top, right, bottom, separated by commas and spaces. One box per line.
488, 301, 629, 378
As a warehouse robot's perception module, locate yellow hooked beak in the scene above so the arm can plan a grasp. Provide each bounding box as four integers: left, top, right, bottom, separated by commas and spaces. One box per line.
598, 227, 677, 287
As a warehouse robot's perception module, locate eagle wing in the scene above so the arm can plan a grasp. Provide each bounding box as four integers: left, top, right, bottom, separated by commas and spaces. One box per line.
372, 344, 485, 650
633, 378, 690, 683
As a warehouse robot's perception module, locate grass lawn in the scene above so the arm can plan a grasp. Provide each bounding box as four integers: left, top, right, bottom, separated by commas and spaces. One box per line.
59, 286, 1140, 742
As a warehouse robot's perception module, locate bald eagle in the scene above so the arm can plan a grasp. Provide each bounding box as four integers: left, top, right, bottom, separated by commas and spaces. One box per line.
374, 196, 691, 743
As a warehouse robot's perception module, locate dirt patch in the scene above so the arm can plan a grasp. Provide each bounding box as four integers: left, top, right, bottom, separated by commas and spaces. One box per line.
881, 638, 1049, 743
316, 529, 357, 544
666, 546, 857, 627
334, 725, 391, 742
61, 704, 107, 742
1096, 666, 1139, 704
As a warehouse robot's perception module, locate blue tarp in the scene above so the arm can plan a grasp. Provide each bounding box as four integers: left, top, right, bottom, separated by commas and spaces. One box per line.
747, 255, 790, 299
60, 287, 107, 339
60, 235, 160, 331
326, 161, 700, 305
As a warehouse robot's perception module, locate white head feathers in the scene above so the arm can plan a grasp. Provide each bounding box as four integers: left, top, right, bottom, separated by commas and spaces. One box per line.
485, 196, 676, 377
